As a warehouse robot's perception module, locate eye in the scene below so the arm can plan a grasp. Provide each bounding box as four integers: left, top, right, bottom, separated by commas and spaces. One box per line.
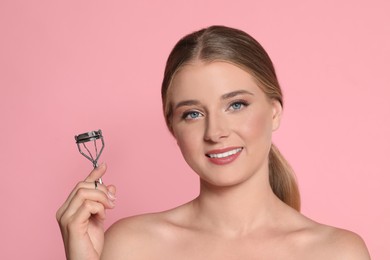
183, 111, 203, 120
228, 101, 248, 111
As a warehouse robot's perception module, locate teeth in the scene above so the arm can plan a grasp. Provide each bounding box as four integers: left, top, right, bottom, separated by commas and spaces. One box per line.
208, 148, 242, 158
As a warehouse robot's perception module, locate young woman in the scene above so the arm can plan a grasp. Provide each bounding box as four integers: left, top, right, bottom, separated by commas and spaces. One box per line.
57, 25, 370, 259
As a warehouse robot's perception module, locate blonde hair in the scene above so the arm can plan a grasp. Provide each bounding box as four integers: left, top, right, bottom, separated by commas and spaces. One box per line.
161, 25, 300, 211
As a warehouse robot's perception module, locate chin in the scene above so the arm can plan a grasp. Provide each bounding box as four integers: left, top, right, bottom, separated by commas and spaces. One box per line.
198, 172, 253, 189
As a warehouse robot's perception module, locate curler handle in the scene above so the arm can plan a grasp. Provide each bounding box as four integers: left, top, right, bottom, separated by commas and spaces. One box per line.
93, 163, 103, 184
97, 178, 103, 184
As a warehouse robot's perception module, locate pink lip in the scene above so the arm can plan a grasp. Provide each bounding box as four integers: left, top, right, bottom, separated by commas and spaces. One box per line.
205, 147, 243, 166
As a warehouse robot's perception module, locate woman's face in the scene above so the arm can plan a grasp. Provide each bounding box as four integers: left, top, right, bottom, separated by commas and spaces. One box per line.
169, 61, 282, 187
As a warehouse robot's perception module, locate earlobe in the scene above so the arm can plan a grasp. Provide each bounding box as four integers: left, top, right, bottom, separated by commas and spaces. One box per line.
271, 100, 283, 131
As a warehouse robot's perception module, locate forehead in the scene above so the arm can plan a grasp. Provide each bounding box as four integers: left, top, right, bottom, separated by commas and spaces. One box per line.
169, 61, 261, 102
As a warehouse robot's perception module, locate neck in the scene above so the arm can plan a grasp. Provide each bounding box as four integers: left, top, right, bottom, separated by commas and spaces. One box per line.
192, 168, 281, 236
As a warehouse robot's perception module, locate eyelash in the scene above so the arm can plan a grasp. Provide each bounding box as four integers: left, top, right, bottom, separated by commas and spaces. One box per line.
227, 100, 249, 111
180, 100, 250, 120
182, 110, 203, 120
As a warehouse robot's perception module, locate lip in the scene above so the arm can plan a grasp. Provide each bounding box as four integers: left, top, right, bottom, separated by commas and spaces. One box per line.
205, 146, 243, 165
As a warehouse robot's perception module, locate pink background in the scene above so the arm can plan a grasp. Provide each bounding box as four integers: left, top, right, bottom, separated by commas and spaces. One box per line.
1, 0, 389, 259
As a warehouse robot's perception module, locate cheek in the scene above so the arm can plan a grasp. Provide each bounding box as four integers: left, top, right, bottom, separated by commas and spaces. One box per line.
239, 109, 273, 143
173, 126, 202, 159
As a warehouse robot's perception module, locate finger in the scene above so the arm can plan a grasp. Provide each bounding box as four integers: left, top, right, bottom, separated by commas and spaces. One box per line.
61, 187, 115, 221
57, 182, 114, 223
106, 185, 117, 201
85, 163, 107, 183
57, 163, 109, 222
67, 200, 107, 234
57, 180, 110, 221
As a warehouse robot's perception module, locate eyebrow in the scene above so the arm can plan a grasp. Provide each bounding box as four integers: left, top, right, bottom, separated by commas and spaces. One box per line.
221, 90, 254, 100
174, 90, 254, 110
174, 100, 201, 109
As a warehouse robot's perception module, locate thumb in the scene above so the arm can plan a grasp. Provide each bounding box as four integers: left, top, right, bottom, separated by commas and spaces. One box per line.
85, 162, 107, 182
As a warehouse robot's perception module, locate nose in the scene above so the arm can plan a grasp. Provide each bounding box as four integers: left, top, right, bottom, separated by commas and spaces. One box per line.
204, 113, 230, 142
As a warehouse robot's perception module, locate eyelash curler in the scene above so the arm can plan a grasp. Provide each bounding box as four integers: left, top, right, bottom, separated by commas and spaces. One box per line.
75, 129, 105, 184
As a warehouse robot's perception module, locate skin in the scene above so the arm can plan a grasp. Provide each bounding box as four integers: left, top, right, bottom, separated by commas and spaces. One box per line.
57, 61, 370, 259
56, 163, 117, 260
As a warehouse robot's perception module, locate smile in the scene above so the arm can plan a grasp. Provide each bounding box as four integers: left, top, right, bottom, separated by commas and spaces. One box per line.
206, 147, 243, 158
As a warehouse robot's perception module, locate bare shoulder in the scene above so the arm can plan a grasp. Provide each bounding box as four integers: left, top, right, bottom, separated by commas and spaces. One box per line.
275, 205, 370, 259
323, 226, 370, 259
299, 220, 370, 259
101, 205, 188, 259
101, 213, 166, 259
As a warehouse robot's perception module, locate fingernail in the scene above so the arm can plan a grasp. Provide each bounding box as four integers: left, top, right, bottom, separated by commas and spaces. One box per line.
108, 199, 115, 207
108, 191, 116, 200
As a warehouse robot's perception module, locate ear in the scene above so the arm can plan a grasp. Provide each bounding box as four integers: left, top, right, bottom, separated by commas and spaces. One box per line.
271, 100, 283, 131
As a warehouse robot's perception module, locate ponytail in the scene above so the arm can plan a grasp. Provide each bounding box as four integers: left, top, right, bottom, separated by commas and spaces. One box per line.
269, 143, 301, 211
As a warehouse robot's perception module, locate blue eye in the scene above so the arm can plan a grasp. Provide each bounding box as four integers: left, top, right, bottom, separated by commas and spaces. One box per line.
229, 101, 248, 111
231, 103, 242, 110
183, 111, 202, 120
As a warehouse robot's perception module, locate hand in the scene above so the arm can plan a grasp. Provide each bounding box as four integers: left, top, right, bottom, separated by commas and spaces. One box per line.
56, 163, 116, 260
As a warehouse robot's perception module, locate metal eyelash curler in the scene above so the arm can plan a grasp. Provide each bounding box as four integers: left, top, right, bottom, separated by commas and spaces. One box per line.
75, 129, 105, 184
